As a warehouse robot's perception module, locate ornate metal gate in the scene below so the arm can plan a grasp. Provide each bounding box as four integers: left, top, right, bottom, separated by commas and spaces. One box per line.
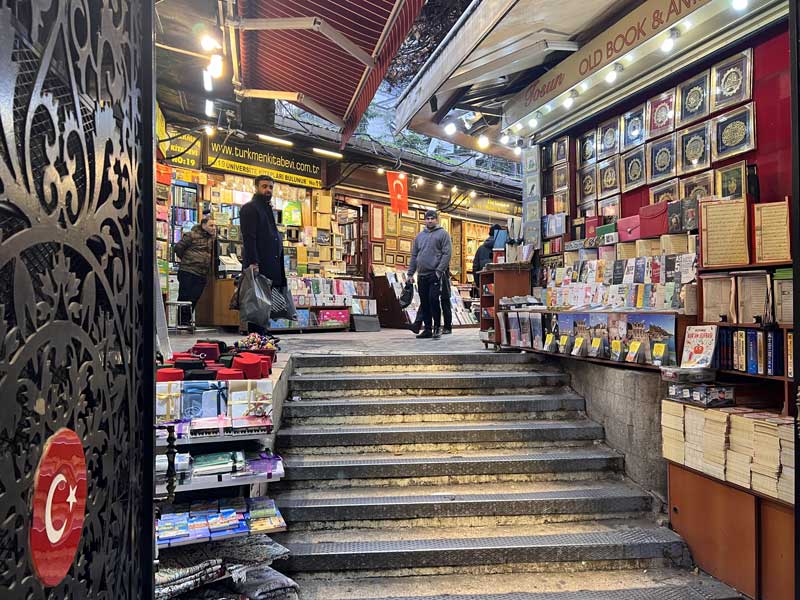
0, 1, 154, 597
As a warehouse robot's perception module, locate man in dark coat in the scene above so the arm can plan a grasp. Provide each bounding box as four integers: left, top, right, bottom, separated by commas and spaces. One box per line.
472, 235, 495, 285
239, 175, 286, 332
174, 217, 216, 310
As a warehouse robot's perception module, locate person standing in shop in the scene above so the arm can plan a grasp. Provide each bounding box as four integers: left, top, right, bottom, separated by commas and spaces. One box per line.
407, 210, 452, 339
239, 174, 287, 333
472, 224, 501, 289
174, 216, 216, 312
410, 270, 453, 335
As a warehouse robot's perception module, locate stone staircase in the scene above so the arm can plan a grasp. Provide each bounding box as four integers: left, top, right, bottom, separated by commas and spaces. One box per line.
271, 352, 742, 600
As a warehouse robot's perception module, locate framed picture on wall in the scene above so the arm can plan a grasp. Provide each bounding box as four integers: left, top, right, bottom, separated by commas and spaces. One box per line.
372, 243, 384, 264
552, 136, 569, 165
710, 48, 753, 112
553, 191, 570, 214
649, 178, 680, 205
645, 88, 676, 139
680, 170, 715, 203
396, 254, 406, 265
598, 195, 621, 221
597, 156, 620, 198
677, 121, 711, 175
399, 218, 417, 237
675, 70, 710, 127
386, 237, 398, 251
711, 102, 756, 161
577, 130, 596, 166
384, 209, 398, 236
646, 133, 677, 183
370, 204, 384, 241
621, 145, 646, 192
553, 164, 570, 192
621, 104, 646, 151
417, 210, 427, 221
385, 253, 395, 264
440, 214, 451, 233
714, 160, 747, 201
597, 116, 620, 160
577, 164, 597, 204
398, 238, 413, 253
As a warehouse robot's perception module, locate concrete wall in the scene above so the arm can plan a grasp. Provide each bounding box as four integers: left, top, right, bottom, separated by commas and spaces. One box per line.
558, 359, 668, 500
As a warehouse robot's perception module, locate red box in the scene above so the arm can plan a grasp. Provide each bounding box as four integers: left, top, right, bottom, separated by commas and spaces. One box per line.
585, 216, 603, 238
617, 215, 641, 241
639, 202, 669, 238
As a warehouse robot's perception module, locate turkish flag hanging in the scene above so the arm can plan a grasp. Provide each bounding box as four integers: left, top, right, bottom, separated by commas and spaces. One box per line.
386, 171, 408, 214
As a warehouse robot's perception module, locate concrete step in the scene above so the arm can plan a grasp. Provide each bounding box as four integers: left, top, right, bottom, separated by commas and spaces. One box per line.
291, 352, 545, 373
277, 447, 624, 486
275, 480, 652, 528
283, 392, 585, 422
293, 569, 743, 600
288, 370, 569, 395
276, 419, 604, 449
274, 520, 689, 574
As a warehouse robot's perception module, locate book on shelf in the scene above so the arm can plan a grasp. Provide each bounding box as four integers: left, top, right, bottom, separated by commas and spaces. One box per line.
681, 326, 717, 368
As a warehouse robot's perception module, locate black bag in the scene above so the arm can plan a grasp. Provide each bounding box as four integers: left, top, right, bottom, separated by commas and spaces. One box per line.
238, 267, 273, 328
399, 280, 414, 309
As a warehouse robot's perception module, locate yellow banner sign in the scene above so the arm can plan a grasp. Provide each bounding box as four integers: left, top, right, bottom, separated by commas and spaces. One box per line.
208, 158, 323, 188
505, 0, 713, 125
206, 139, 323, 188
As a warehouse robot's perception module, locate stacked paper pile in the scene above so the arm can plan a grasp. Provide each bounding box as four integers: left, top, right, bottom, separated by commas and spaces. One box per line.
661, 400, 685, 464
751, 418, 781, 498
777, 418, 794, 504
727, 411, 758, 488
702, 410, 729, 480
683, 406, 705, 471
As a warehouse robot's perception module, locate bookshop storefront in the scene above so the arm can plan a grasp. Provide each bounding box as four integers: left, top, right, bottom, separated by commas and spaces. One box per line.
487, 0, 796, 597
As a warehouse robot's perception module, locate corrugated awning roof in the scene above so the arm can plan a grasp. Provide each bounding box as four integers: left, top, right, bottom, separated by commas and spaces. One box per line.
237, 0, 424, 147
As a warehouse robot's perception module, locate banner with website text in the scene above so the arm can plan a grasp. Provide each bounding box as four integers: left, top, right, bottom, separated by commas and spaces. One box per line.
205, 139, 324, 188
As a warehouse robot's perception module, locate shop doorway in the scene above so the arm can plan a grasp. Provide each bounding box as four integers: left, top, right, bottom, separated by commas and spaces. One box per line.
0, 1, 155, 597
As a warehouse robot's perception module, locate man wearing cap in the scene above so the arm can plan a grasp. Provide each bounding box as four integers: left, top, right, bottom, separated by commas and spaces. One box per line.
407, 210, 452, 339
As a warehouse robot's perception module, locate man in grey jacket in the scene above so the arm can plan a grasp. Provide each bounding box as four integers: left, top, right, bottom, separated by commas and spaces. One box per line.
407, 210, 452, 339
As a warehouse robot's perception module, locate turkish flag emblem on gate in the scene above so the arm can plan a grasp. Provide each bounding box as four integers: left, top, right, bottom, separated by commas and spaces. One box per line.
386, 171, 408, 214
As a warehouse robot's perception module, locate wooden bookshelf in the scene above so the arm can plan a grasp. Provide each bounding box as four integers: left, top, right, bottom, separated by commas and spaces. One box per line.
479, 265, 531, 349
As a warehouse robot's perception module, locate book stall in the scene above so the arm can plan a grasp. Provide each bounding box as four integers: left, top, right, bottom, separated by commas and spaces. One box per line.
497, 1, 795, 597
153, 336, 297, 599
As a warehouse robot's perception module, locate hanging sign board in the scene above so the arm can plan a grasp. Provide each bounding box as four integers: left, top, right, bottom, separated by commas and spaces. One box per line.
164, 129, 203, 170
468, 196, 521, 217
504, 0, 713, 126
205, 139, 323, 188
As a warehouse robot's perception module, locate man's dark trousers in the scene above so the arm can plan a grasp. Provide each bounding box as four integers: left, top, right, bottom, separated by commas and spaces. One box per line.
414, 273, 452, 330
418, 273, 442, 332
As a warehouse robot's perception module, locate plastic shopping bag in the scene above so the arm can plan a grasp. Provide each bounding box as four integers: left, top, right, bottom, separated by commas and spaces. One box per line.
238, 267, 272, 328
399, 280, 414, 309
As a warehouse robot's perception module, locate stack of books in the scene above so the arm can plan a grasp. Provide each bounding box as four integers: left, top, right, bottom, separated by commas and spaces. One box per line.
192, 452, 237, 478
702, 410, 729, 480
727, 411, 758, 488
683, 406, 705, 471
778, 419, 794, 504
751, 419, 782, 497
661, 400, 685, 463
247, 497, 288, 533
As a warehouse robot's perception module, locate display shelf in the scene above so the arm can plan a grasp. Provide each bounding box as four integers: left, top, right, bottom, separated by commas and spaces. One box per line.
497, 344, 664, 371
667, 460, 792, 510
713, 369, 788, 382
157, 526, 286, 550
701, 321, 793, 330
698, 261, 792, 273
156, 432, 271, 448
156, 472, 277, 496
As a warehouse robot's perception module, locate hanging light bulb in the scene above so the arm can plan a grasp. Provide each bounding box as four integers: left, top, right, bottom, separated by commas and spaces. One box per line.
500, 134, 510, 145
436, 182, 444, 191
204, 125, 215, 137
513, 146, 522, 156
208, 54, 224, 78
377, 167, 385, 175
201, 35, 221, 52
203, 70, 213, 92
477, 135, 490, 149
444, 122, 457, 136
205, 99, 215, 117
528, 117, 538, 129
451, 185, 458, 193
469, 190, 477, 198
416, 176, 424, 186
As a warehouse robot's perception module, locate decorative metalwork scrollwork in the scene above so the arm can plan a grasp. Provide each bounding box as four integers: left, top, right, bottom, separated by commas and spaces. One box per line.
0, 1, 148, 597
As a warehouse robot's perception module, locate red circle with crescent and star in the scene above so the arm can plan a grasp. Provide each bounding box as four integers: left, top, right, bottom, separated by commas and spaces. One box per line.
29, 427, 87, 587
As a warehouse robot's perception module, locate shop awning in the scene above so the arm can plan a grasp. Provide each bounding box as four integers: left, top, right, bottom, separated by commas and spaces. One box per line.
235, 0, 424, 148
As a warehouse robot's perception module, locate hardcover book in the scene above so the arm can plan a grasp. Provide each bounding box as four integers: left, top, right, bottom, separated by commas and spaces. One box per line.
681, 325, 718, 368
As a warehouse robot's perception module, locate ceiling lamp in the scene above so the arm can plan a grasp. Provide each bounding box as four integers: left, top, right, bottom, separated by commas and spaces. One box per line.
399, 173, 406, 180
205, 99, 215, 117
451, 185, 458, 193
436, 182, 444, 191
204, 125, 215, 137
513, 146, 522, 156
469, 191, 477, 198
605, 63, 624, 84
512, 122, 523, 132
732, 0, 748, 9
208, 54, 224, 78
444, 122, 457, 136
563, 90, 578, 109
377, 167, 385, 175
661, 28, 680, 53
258, 134, 293, 147
201, 35, 221, 52
500, 134, 510, 145
313, 147, 343, 159
416, 176, 424, 186
477, 135, 490, 149
203, 70, 213, 92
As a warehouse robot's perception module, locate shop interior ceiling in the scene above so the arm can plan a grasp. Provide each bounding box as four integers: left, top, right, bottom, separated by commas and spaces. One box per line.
394, 0, 645, 159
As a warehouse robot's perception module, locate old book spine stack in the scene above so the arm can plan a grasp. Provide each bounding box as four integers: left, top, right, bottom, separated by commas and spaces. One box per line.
662, 400, 794, 504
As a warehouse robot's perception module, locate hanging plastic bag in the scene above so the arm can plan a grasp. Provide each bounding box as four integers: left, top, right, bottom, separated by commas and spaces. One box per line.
399, 280, 414, 308
238, 267, 272, 328
270, 285, 297, 320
